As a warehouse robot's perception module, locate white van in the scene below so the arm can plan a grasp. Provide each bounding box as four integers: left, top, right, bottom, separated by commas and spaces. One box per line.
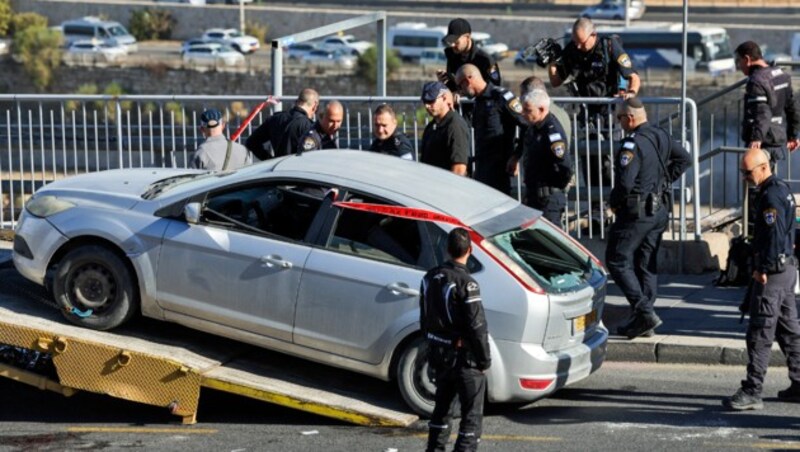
791, 33, 800, 62
388, 22, 446, 62
60, 17, 138, 52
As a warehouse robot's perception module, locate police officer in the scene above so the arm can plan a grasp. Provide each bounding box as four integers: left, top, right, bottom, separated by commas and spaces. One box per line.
298, 100, 344, 154
735, 41, 800, 170
723, 148, 800, 411
606, 98, 691, 339
246, 88, 318, 158
420, 227, 491, 452
190, 108, 253, 171
437, 18, 501, 93
455, 64, 524, 194
368, 104, 414, 160
548, 17, 640, 128
420, 81, 470, 175
506, 89, 573, 227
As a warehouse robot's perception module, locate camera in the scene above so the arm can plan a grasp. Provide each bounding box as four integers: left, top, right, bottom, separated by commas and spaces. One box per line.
525, 38, 563, 68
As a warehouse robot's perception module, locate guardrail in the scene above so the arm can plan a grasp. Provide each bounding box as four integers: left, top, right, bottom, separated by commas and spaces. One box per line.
0, 93, 702, 242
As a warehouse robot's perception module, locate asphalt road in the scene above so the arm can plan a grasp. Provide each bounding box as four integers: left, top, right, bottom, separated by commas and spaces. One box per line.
1, 362, 798, 451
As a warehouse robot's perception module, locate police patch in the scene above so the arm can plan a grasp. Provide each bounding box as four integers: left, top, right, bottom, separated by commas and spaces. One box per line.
763, 208, 777, 226
502, 90, 514, 101
620, 150, 634, 167
394, 137, 400, 146
467, 281, 479, 292
618, 53, 632, 68
509, 97, 522, 114
489, 65, 500, 83
302, 136, 316, 151
548, 133, 563, 142
551, 142, 566, 159
623, 141, 636, 150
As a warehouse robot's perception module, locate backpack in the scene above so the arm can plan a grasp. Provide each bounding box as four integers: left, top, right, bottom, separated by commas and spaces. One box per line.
716, 236, 752, 287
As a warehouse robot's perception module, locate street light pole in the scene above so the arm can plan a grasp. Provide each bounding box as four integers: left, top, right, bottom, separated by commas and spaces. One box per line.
625, 0, 631, 28
239, 1, 245, 34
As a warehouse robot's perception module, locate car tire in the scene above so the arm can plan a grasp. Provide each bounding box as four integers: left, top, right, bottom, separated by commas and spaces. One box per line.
613, 15, 623, 20
53, 245, 138, 331
396, 337, 437, 417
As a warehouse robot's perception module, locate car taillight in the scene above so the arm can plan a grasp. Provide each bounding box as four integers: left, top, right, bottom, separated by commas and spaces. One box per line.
519, 378, 554, 391
476, 238, 546, 295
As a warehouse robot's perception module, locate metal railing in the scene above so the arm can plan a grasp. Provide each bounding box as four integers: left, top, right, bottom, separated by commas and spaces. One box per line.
0, 93, 701, 241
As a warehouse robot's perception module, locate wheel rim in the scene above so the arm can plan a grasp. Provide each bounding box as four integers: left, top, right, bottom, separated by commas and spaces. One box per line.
411, 346, 437, 403
69, 263, 117, 311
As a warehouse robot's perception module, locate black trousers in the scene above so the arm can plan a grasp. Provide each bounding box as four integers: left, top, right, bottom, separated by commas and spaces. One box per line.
605, 207, 669, 315
426, 352, 486, 452
526, 189, 566, 228
743, 263, 800, 394
474, 159, 510, 195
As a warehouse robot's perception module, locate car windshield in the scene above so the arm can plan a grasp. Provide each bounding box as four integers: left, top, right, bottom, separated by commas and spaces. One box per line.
142, 173, 219, 199
107, 25, 128, 37
488, 220, 596, 292
229, 31, 244, 38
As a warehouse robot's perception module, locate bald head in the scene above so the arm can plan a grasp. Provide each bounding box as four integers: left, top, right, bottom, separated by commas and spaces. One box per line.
741, 148, 771, 185
618, 97, 647, 132
455, 64, 486, 98
320, 100, 344, 136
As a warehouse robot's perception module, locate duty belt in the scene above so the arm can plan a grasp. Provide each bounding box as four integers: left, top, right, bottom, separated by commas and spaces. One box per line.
534, 186, 563, 197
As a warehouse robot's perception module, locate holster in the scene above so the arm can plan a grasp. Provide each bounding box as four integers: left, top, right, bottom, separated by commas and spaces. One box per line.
645, 192, 662, 216
623, 194, 643, 219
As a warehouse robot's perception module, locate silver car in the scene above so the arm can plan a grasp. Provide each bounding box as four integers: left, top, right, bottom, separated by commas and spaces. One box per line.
12, 151, 608, 416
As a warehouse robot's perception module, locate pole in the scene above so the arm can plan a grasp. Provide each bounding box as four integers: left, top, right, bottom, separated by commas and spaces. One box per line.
624, 0, 631, 28
377, 17, 387, 97
239, 1, 245, 35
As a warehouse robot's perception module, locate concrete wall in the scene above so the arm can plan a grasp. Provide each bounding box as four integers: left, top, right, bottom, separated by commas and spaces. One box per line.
11, 0, 795, 53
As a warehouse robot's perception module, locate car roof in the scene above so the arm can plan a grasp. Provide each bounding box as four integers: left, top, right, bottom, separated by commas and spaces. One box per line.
269, 150, 519, 225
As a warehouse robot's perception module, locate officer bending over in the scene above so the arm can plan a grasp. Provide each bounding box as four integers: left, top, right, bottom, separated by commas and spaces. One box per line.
245, 88, 318, 159
506, 89, 573, 227
421, 227, 490, 452
369, 104, 414, 160
723, 148, 800, 411
191, 108, 253, 171
606, 98, 690, 339
298, 100, 344, 153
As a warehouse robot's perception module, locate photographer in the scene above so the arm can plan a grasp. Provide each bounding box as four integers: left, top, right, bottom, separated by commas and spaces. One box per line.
544, 18, 640, 127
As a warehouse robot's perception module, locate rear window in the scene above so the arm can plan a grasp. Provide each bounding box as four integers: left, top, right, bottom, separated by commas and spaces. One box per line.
488, 220, 597, 293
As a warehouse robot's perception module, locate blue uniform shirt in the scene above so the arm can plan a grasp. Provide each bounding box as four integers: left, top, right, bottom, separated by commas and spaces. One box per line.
753, 175, 796, 273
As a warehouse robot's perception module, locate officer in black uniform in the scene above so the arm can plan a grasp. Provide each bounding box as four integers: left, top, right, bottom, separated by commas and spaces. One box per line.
507, 89, 573, 227
723, 148, 800, 411
245, 89, 318, 159
548, 17, 640, 129
735, 40, 800, 170
438, 18, 501, 93
606, 98, 691, 339
420, 227, 491, 452
420, 81, 470, 175
455, 64, 524, 194
297, 100, 344, 154
368, 104, 414, 160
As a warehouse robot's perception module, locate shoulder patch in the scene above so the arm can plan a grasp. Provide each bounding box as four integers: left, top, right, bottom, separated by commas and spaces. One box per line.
548, 132, 563, 142
551, 141, 566, 159
501, 90, 514, 101
489, 65, 500, 83
623, 140, 636, 150
617, 53, 632, 69
619, 150, 634, 167
763, 207, 777, 226
466, 281, 479, 292
509, 97, 522, 114
302, 135, 317, 151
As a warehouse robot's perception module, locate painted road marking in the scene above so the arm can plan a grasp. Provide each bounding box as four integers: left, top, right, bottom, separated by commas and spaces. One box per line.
67, 427, 217, 434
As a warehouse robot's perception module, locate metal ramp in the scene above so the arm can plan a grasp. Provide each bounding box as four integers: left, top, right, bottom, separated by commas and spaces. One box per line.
0, 269, 417, 427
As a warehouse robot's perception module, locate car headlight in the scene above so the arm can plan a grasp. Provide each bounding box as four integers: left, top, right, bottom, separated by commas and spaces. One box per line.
26, 195, 76, 218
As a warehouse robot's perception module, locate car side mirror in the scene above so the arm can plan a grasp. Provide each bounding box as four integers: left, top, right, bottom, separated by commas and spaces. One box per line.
184, 202, 202, 224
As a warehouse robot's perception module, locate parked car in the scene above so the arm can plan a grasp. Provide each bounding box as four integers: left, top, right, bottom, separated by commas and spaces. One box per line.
64, 40, 128, 63
12, 151, 608, 416
201, 28, 260, 54
60, 16, 138, 52
301, 49, 358, 69
472, 32, 509, 60
182, 42, 244, 66
580, 0, 646, 20
320, 34, 373, 55
513, 48, 537, 67
180, 38, 210, 55
285, 42, 318, 60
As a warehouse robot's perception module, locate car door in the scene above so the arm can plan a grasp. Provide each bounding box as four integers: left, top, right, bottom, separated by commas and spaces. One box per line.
293, 193, 437, 364
155, 180, 331, 342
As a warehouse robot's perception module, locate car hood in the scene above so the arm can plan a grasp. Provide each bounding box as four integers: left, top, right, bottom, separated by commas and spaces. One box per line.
37, 168, 202, 209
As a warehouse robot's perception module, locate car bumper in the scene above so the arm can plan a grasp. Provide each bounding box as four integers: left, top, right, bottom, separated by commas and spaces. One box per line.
12, 211, 68, 286
488, 324, 608, 403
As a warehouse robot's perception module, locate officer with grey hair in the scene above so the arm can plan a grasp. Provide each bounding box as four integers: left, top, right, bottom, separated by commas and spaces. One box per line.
507, 89, 572, 227
191, 108, 253, 171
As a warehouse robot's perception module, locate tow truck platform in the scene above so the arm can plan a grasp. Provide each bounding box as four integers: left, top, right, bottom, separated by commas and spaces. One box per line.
0, 266, 418, 427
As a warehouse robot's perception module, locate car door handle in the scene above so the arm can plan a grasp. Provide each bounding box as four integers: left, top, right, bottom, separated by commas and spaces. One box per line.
260, 255, 293, 269
387, 283, 420, 297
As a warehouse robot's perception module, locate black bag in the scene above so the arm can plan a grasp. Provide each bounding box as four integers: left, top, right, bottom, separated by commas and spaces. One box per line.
716, 236, 752, 287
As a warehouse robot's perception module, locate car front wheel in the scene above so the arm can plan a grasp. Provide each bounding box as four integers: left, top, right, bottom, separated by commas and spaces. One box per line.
53, 245, 138, 331
396, 337, 437, 417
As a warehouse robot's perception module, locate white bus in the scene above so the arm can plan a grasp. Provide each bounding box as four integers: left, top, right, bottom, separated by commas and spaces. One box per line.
566, 24, 735, 75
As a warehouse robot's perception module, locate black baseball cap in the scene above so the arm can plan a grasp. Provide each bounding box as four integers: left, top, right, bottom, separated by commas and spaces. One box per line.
200, 109, 222, 128
442, 18, 471, 46
421, 81, 449, 103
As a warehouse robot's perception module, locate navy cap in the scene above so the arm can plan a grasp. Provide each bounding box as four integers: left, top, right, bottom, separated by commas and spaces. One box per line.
421, 81, 449, 103
442, 18, 471, 46
200, 109, 223, 128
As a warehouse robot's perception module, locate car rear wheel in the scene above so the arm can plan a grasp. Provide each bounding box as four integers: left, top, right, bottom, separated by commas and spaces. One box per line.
396, 337, 437, 417
53, 245, 138, 331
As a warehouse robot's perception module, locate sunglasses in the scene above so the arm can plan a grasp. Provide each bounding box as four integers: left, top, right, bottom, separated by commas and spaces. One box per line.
616, 114, 631, 120
739, 163, 765, 176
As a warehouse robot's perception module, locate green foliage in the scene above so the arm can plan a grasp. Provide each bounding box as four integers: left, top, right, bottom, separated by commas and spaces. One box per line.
0, 0, 12, 37
128, 8, 175, 41
164, 101, 185, 125
244, 21, 268, 45
11, 11, 47, 35
12, 25, 62, 91
96, 82, 133, 122
356, 47, 401, 86
65, 83, 99, 113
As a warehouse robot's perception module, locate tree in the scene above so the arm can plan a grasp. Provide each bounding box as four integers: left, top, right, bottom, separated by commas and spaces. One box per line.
10, 11, 47, 35
128, 8, 175, 41
12, 25, 62, 91
356, 47, 401, 87
245, 21, 268, 45
0, 0, 12, 37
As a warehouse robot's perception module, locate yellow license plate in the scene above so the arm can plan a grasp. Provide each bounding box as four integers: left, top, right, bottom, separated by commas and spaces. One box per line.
574, 309, 598, 333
